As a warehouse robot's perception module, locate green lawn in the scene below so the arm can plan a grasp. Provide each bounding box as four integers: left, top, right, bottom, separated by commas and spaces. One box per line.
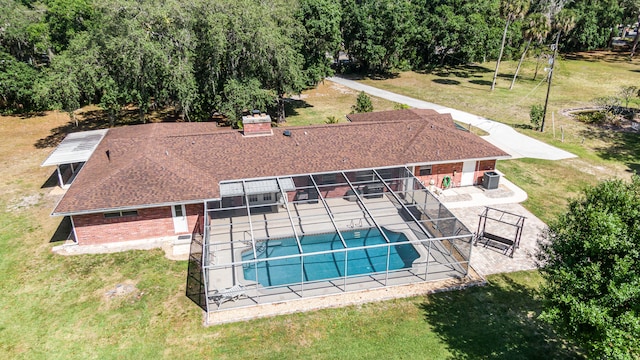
0, 201, 582, 358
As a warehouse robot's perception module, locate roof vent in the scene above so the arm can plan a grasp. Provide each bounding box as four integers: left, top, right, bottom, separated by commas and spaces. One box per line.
283, 130, 291, 137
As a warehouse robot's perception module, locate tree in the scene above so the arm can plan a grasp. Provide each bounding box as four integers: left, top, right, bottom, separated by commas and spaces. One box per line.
619, 86, 638, 109
563, 0, 622, 51
537, 177, 640, 359
45, 0, 94, 53
621, 0, 640, 57
192, 0, 305, 123
414, 0, 501, 67
541, 8, 576, 132
510, 13, 549, 89
296, 0, 342, 86
341, 0, 416, 73
352, 91, 373, 113
491, 0, 530, 91
34, 54, 81, 125
219, 78, 275, 124
0, 51, 39, 112
0, 0, 49, 65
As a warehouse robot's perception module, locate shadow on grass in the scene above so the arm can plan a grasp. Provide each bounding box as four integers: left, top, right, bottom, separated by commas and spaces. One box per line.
514, 124, 534, 130
284, 98, 313, 118
564, 50, 633, 64
429, 64, 493, 79
420, 274, 584, 359
49, 216, 72, 243
581, 126, 640, 173
368, 72, 400, 80
332, 70, 400, 81
41, 170, 59, 188
469, 79, 493, 86
433, 79, 461, 85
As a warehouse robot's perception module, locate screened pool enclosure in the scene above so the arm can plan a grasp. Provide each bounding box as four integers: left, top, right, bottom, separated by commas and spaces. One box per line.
187, 166, 473, 312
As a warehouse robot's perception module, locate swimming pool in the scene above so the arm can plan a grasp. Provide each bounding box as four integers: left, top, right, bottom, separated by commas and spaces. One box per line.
241, 228, 420, 287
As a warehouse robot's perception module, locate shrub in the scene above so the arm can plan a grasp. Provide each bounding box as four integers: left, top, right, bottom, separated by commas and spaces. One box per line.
575, 111, 606, 124
529, 104, 544, 130
595, 96, 622, 124
325, 116, 339, 124
352, 91, 373, 113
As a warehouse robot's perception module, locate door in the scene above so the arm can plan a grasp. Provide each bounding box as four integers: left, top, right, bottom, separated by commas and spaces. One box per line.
171, 204, 189, 233
461, 161, 476, 186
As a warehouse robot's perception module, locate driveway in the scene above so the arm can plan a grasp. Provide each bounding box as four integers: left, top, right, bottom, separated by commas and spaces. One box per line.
327, 76, 576, 161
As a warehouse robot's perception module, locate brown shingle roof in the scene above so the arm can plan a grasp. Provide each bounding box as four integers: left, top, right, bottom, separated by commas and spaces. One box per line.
53, 110, 509, 215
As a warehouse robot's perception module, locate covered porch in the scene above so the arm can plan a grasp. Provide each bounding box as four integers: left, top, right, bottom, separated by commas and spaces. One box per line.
41, 129, 108, 189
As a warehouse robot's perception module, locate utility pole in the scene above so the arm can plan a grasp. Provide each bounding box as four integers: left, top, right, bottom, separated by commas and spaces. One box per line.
541, 31, 560, 132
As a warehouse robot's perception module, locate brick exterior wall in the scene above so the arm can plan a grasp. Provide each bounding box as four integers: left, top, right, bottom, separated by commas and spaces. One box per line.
414, 160, 497, 188
73, 204, 204, 245
243, 121, 272, 136
475, 160, 497, 184
415, 162, 463, 188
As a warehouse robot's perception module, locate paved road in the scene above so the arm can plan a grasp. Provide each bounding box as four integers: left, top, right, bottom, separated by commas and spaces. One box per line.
328, 76, 576, 160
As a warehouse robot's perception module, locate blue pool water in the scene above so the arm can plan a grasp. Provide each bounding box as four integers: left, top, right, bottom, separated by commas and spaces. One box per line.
242, 228, 420, 287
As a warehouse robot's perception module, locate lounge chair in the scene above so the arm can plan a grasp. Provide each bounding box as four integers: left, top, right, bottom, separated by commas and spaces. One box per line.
209, 284, 247, 308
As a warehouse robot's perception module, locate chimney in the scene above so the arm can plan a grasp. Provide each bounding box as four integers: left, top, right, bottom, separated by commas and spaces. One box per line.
242, 111, 273, 137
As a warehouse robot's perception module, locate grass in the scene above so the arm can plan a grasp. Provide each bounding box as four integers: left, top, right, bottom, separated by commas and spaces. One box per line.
282, 81, 398, 126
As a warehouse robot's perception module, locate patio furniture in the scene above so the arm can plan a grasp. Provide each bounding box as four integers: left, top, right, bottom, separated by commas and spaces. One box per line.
209, 284, 248, 308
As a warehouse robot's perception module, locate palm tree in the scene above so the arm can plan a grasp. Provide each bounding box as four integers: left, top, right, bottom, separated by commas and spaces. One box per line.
510, 13, 550, 90
490, 0, 530, 91
540, 9, 576, 132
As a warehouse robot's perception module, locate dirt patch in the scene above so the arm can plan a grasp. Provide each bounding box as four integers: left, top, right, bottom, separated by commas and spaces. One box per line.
6, 193, 42, 211
100, 280, 143, 302
330, 82, 357, 95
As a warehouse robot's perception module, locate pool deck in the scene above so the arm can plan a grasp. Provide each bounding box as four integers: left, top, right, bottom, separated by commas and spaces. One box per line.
204, 176, 546, 325
439, 175, 544, 275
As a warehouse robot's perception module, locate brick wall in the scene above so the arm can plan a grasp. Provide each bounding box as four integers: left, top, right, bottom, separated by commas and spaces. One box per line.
414, 160, 498, 188
73, 203, 204, 245
475, 160, 497, 184
243, 121, 272, 136
415, 162, 463, 188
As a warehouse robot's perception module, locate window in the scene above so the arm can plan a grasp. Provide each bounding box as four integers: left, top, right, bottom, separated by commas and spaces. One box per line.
173, 205, 184, 217
419, 165, 432, 176
319, 173, 337, 184
248, 195, 258, 203
263, 193, 272, 201
377, 168, 393, 179
356, 171, 374, 182
104, 210, 138, 219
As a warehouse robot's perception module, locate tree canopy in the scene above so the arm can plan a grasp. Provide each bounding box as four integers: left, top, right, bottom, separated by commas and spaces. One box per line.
0, 0, 636, 118
537, 177, 640, 359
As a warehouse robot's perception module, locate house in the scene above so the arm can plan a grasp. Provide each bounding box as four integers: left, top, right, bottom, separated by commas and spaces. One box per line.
46, 109, 509, 257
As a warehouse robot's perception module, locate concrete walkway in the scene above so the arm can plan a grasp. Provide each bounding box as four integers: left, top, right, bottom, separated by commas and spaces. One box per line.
327, 76, 576, 160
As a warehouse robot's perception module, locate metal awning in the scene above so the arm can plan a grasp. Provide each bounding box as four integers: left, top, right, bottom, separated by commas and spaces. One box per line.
41, 129, 109, 167
219, 177, 295, 197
